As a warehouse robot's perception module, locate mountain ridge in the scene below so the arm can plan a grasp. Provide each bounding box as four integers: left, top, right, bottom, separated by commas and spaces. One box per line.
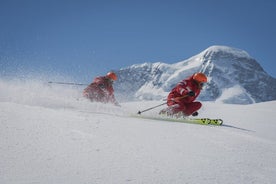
114, 45, 276, 104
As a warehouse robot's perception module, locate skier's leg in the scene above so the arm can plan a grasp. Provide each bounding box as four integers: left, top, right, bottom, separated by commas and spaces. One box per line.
182, 102, 202, 116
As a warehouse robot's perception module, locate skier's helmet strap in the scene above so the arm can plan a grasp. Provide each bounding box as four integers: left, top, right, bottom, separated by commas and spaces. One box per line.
193, 73, 207, 83
106, 72, 117, 81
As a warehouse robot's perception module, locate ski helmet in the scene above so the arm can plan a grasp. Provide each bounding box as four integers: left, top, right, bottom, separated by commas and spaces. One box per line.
106, 72, 117, 81
192, 73, 207, 83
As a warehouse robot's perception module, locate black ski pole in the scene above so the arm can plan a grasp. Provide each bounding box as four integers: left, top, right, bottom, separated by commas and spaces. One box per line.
48, 81, 89, 86
137, 94, 189, 114
137, 102, 167, 114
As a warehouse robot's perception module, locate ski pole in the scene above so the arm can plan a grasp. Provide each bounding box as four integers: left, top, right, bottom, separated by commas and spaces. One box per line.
48, 81, 89, 86
137, 94, 189, 114
137, 102, 167, 114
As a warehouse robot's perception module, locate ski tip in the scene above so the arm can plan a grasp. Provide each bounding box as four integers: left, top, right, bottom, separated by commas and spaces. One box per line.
137, 111, 141, 115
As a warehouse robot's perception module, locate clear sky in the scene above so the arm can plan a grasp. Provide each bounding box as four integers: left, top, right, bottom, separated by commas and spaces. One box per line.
1, 0, 275, 82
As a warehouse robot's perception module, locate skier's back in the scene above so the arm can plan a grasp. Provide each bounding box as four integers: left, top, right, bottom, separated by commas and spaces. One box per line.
83, 71, 119, 106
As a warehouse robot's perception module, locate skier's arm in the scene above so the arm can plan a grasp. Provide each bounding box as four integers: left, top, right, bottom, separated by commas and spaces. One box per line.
175, 82, 189, 96
175, 82, 195, 97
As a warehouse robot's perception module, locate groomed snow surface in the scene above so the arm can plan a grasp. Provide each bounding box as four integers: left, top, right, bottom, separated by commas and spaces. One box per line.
1, 80, 276, 184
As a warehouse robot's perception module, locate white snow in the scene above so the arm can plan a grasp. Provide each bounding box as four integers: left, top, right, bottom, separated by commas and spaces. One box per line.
124, 45, 274, 104
215, 85, 256, 104
1, 79, 276, 184
201, 45, 252, 59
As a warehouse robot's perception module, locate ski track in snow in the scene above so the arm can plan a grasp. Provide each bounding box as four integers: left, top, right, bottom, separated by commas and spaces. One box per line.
1, 79, 276, 184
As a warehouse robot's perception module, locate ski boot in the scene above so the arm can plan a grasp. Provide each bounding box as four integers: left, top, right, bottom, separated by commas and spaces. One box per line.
192, 111, 198, 117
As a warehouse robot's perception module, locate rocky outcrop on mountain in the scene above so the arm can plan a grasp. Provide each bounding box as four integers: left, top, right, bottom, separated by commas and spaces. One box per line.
114, 46, 276, 104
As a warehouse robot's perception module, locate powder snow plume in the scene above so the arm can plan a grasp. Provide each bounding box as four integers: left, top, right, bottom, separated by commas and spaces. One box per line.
0, 78, 125, 116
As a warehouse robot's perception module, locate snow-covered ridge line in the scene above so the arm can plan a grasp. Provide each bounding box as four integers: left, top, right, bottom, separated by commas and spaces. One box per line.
115, 45, 276, 104
201, 45, 252, 59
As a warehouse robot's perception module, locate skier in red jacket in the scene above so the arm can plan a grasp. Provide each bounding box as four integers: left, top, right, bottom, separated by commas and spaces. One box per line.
160, 72, 207, 117
83, 71, 120, 106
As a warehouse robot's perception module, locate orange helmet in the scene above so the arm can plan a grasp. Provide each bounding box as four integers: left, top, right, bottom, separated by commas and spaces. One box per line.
192, 73, 207, 83
106, 71, 117, 81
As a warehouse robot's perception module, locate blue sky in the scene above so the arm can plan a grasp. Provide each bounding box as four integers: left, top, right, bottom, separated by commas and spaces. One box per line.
1, 0, 275, 82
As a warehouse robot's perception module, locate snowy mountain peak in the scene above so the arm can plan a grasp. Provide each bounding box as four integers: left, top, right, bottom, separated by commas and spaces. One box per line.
200, 45, 251, 59
115, 46, 276, 104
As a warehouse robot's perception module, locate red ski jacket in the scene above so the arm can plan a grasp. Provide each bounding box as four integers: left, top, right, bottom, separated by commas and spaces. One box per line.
83, 76, 117, 104
167, 75, 202, 106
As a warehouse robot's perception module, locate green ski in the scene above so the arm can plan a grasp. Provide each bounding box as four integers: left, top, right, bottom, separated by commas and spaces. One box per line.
132, 115, 223, 126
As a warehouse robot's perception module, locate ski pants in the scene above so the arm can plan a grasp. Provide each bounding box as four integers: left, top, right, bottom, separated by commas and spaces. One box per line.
169, 101, 202, 116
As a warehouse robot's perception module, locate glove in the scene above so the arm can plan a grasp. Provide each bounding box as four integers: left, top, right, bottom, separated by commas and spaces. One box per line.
188, 91, 195, 97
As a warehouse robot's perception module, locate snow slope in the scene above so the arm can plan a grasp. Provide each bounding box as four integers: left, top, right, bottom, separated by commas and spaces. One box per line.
1, 79, 276, 184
